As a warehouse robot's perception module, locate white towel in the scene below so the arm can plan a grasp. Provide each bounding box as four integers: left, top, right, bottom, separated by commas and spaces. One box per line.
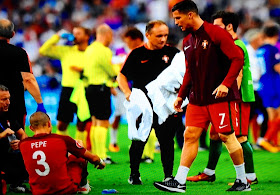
124, 88, 153, 142
146, 51, 189, 124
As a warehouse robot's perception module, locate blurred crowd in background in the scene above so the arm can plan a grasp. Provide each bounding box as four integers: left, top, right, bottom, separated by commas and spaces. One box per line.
1, 0, 280, 126
0, 0, 279, 88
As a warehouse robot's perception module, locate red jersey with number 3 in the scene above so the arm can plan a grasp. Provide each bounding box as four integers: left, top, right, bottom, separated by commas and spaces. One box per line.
19, 133, 86, 195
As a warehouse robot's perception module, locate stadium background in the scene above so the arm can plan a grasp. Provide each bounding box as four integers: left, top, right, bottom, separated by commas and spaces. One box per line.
5, 0, 277, 124
1, 0, 280, 194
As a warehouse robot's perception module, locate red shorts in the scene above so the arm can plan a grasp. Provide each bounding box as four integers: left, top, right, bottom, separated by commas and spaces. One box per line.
185, 102, 237, 134
235, 102, 251, 136
58, 155, 86, 194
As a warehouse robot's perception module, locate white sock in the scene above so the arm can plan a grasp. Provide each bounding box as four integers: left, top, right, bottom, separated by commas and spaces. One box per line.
110, 129, 117, 144
203, 168, 215, 176
234, 163, 247, 184
175, 166, 189, 184
246, 173, 256, 181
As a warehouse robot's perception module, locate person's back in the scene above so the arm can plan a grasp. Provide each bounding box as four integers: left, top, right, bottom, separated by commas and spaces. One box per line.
0, 37, 31, 118
20, 133, 86, 194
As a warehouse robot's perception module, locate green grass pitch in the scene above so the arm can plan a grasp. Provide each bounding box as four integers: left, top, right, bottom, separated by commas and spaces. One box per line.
21, 124, 280, 195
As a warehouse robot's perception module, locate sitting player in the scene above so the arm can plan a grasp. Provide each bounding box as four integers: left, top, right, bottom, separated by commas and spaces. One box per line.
20, 112, 105, 194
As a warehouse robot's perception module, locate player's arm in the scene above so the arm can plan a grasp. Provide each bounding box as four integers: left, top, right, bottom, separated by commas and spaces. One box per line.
16, 128, 28, 140
9, 129, 27, 150
212, 28, 243, 98
236, 46, 244, 90
237, 69, 243, 90
117, 72, 131, 101
218, 30, 243, 88
22, 72, 43, 104
175, 60, 191, 111
65, 137, 105, 169
39, 34, 66, 59
83, 150, 105, 169
0, 128, 14, 139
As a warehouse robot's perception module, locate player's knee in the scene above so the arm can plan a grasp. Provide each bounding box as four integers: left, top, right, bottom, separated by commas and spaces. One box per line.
220, 133, 242, 154
184, 127, 201, 143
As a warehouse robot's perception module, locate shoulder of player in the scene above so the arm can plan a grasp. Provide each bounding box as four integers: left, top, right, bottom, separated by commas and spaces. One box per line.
7, 43, 28, 56
163, 45, 180, 53
125, 45, 145, 58
204, 22, 231, 40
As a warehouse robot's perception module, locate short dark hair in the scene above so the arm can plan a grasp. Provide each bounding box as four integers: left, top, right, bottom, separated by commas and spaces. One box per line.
145, 20, 167, 34
263, 25, 280, 37
0, 19, 14, 39
212, 11, 240, 32
30, 112, 51, 129
171, 0, 198, 14
124, 27, 144, 41
0, 85, 9, 92
75, 26, 91, 37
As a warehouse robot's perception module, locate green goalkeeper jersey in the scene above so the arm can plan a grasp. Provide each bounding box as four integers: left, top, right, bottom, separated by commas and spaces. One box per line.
235, 39, 255, 102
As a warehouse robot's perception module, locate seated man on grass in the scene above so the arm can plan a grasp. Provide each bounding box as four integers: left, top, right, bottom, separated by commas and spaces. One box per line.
20, 112, 105, 194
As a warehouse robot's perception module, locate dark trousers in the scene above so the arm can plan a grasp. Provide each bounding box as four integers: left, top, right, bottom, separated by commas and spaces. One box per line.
0, 152, 28, 186
129, 113, 183, 178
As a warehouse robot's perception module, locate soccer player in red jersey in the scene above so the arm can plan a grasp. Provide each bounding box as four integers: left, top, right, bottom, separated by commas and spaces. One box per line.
187, 11, 258, 185
154, 0, 250, 192
20, 112, 105, 195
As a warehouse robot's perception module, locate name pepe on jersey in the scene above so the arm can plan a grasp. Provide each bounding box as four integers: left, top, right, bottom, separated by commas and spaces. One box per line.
31, 141, 47, 149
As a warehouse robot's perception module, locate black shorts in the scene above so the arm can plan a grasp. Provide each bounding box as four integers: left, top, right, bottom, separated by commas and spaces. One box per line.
57, 87, 77, 123
86, 85, 111, 120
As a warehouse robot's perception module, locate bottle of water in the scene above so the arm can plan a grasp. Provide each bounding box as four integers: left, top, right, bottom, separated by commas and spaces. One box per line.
101, 189, 118, 194
8, 134, 17, 143
8, 134, 19, 153
61, 33, 75, 42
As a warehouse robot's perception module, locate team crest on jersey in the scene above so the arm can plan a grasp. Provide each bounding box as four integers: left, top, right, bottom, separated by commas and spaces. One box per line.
75, 140, 83, 149
202, 40, 208, 49
162, 55, 169, 63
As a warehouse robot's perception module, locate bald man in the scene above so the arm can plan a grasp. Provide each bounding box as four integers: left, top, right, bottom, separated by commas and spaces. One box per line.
0, 19, 46, 129
20, 112, 105, 194
84, 24, 117, 164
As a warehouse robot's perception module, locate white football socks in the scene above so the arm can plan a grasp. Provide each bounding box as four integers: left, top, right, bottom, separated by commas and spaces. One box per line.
110, 129, 117, 144
175, 166, 190, 184
234, 163, 247, 184
203, 168, 215, 176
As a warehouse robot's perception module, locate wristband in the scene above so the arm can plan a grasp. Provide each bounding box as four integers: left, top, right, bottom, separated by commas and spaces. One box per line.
37, 103, 47, 113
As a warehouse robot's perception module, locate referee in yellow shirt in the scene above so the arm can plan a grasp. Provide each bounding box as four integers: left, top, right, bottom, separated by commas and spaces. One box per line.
39, 26, 91, 145
84, 24, 117, 164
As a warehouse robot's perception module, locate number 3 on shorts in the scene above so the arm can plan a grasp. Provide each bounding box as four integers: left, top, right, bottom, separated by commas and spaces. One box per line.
32, 150, 50, 176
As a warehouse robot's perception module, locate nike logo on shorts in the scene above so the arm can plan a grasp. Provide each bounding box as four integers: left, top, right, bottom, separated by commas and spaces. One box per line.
219, 124, 228, 129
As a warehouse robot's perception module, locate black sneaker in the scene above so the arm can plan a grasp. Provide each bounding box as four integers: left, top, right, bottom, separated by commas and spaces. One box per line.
227, 179, 251, 191
9, 184, 31, 193
128, 174, 142, 185
103, 157, 116, 164
154, 178, 186, 193
163, 176, 174, 182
